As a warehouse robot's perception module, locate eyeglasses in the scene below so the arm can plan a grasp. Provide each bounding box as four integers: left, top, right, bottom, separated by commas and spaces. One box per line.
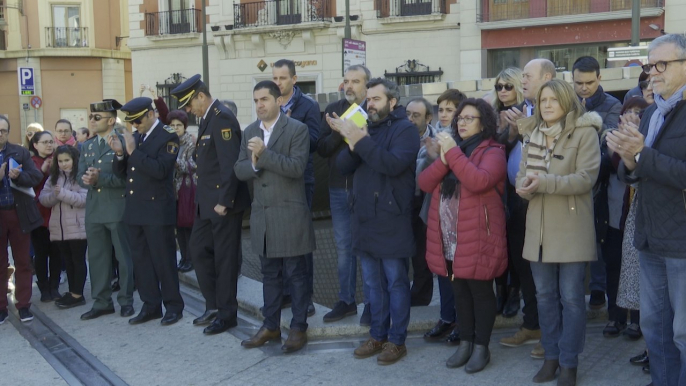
0, 129, 8, 135
456, 116, 480, 124
642, 59, 686, 74
38, 140, 55, 145
88, 114, 112, 122
495, 83, 514, 92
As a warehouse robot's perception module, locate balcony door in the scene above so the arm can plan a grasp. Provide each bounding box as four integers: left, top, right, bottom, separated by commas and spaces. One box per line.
399, 0, 433, 16
166, 0, 191, 34
277, 0, 302, 25
52, 5, 81, 47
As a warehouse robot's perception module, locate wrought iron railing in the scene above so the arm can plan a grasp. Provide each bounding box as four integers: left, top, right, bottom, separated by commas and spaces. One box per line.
145, 9, 202, 35
477, 0, 665, 23
375, 0, 446, 17
45, 27, 88, 48
233, 0, 329, 29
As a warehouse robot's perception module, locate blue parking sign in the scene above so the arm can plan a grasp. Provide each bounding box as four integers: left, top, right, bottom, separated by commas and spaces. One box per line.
18, 67, 35, 96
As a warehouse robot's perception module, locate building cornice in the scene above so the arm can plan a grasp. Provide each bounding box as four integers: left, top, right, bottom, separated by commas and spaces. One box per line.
0, 48, 131, 60
477, 7, 664, 30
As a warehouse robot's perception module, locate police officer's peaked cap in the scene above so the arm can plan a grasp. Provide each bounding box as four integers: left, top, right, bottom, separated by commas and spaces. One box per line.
90, 99, 122, 113
170, 74, 205, 108
120, 97, 154, 123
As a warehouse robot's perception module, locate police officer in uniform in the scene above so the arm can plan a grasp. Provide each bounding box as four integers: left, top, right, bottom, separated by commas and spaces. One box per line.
171, 75, 249, 335
78, 100, 136, 320
110, 97, 184, 326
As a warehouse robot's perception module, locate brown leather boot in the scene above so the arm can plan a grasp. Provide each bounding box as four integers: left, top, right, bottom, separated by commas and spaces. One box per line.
241, 326, 281, 348
533, 359, 559, 383
557, 366, 577, 386
353, 337, 386, 359
281, 329, 307, 353
377, 342, 407, 365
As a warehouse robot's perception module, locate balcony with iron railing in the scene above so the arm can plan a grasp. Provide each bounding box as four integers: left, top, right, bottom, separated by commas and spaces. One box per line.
374, 0, 446, 18
478, 0, 664, 23
145, 8, 202, 36
233, 0, 330, 29
45, 27, 89, 48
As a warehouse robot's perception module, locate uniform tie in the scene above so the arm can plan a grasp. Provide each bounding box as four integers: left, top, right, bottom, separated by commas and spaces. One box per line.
99, 137, 106, 152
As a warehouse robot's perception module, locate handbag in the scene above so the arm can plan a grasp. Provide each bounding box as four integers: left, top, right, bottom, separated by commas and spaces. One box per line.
176, 171, 196, 228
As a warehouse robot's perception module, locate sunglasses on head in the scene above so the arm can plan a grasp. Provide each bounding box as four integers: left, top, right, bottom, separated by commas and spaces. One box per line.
89, 114, 112, 122
495, 83, 515, 92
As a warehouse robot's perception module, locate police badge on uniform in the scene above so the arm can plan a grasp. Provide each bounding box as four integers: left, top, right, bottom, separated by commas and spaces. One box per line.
167, 142, 179, 155
221, 128, 232, 140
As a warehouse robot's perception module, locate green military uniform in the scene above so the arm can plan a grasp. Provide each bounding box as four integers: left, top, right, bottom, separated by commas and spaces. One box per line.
78, 132, 135, 311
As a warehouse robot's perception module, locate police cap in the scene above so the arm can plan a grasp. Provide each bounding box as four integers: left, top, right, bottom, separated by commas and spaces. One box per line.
170, 74, 205, 108
120, 97, 154, 123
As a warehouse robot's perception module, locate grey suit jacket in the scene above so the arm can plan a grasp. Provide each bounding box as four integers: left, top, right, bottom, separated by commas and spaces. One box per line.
234, 113, 316, 258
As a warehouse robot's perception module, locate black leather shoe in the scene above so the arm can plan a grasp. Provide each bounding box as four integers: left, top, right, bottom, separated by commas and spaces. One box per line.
642, 363, 650, 374
630, 350, 649, 365
445, 328, 460, 345
81, 307, 115, 320
120, 305, 135, 317
128, 309, 163, 325
161, 312, 183, 326
424, 320, 455, 341
193, 310, 218, 326
446, 341, 473, 368
465, 344, 490, 374
203, 318, 237, 335
307, 302, 316, 317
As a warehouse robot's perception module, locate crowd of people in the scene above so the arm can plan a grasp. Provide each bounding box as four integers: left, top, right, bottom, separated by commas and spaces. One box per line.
2, 33, 686, 386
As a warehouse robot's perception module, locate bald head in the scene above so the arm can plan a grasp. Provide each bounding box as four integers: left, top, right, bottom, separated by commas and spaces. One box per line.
522, 59, 556, 102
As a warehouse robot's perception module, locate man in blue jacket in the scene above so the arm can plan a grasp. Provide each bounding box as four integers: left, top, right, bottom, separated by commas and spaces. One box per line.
333, 78, 420, 365
273, 59, 320, 316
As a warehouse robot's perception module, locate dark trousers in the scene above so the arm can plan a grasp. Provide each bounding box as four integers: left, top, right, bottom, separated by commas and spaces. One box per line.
56, 239, 88, 296
0, 209, 32, 310
452, 277, 497, 346
261, 254, 308, 332
410, 197, 433, 306
128, 224, 184, 314
190, 212, 243, 320
31, 226, 62, 290
176, 226, 192, 263
602, 227, 627, 324
283, 183, 315, 301
507, 191, 539, 330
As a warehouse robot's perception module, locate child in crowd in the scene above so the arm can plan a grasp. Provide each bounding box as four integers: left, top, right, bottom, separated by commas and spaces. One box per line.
39, 145, 88, 309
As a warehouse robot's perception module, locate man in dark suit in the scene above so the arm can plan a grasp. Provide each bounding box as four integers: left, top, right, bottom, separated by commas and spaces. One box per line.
78, 100, 136, 321
235, 80, 315, 354
110, 97, 184, 326
171, 74, 250, 335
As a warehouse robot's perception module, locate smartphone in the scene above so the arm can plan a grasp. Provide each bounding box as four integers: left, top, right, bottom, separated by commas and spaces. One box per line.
8, 157, 21, 170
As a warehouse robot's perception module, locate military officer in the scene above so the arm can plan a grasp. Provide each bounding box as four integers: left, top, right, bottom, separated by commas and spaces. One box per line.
171, 75, 250, 335
110, 97, 185, 326
78, 100, 136, 320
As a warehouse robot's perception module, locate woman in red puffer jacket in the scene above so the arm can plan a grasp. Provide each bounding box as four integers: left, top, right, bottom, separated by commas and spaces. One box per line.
418, 98, 507, 374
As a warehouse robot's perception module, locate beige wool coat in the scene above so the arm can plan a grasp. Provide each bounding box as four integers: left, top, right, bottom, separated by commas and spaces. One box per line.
516, 111, 602, 264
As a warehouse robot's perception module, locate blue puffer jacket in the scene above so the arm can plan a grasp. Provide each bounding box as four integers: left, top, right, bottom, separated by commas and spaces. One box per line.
337, 106, 420, 259
619, 94, 686, 258
287, 86, 321, 185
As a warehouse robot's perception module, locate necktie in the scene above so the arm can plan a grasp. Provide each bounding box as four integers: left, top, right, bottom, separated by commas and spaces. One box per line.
99, 138, 106, 152
139, 134, 146, 146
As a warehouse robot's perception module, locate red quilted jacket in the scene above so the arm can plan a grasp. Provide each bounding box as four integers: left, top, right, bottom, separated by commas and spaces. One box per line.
418, 138, 508, 281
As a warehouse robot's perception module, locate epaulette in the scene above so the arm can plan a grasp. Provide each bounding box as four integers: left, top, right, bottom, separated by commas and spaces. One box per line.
163, 125, 176, 134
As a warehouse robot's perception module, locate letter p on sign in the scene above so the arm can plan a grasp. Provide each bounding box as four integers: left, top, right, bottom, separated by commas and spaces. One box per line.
18, 67, 35, 96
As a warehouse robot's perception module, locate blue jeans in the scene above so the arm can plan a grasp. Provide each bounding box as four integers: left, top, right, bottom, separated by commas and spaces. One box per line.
437, 274, 456, 323
640, 251, 686, 386
330, 188, 368, 305
530, 261, 586, 368
361, 254, 411, 345
589, 242, 606, 292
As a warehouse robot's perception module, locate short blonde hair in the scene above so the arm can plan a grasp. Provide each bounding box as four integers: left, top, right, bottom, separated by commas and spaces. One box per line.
24, 122, 44, 149
491, 67, 524, 111
533, 79, 585, 129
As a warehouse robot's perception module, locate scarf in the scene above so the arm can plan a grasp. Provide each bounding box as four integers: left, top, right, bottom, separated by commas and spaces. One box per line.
581, 85, 606, 112
646, 84, 686, 147
440, 134, 483, 199
56, 136, 77, 147
526, 122, 563, 175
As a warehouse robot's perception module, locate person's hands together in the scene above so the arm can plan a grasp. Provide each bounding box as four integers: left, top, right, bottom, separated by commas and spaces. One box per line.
516, 173, 540, 195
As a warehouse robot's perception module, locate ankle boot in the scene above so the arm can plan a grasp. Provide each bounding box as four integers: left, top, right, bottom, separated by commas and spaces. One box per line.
533, 359, 559, 383
496, 285, 507, 314
38, 282, 52, 302
557, 366, 577, 386
446, 341, 473, 368
464, 344, 490, 373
